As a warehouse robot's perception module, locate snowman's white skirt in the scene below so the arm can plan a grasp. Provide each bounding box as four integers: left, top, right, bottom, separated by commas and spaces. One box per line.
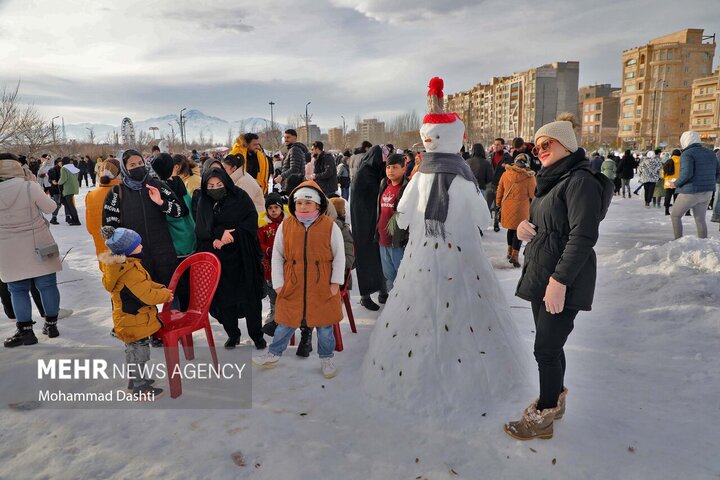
360, 172, 534, 419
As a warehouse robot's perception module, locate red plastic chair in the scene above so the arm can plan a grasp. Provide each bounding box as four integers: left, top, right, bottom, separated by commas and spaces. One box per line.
289, 269, 357, 352
156, 252, 222, 398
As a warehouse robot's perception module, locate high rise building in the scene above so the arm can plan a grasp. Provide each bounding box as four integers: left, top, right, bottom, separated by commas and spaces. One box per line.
297, 124, 322, 145
579, 85, 621, 148
357, 118, 386, 145
327, 127, 345, 150
689, 68, 720, 146
446, 62, 580, 146
618, 29, 716, 149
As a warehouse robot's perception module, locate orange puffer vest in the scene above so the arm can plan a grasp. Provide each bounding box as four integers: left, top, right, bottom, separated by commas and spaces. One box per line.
275, 214, 342, 328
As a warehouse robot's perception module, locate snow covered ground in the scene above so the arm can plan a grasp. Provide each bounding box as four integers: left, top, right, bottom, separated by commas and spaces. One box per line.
1, 180, 719, 479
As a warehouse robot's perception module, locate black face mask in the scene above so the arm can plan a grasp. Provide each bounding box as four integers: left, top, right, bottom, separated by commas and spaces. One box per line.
128, 166, 147, 182
207, 187, 226, 201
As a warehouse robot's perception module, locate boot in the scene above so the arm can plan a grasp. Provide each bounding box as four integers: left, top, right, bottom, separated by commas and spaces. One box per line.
4, 322, 38, 348
493, 222, 500, 232
504, 400, 561, 440
262, 320, 278, 337
555, 388, 568, 420
42, 316, 59, 338
665, 207, 671, 216
296, 327, 312, 357
49, 216, 59, 225
360, 296, 380, 311
506, 245, 513, 260
509, 249, 521, 268
224, 336, 240, 349
378, 291, 389, 304
254, 337, 267, 350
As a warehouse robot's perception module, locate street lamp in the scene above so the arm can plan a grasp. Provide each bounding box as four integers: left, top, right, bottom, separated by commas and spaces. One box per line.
51, 116, 59, 145
340, 115, 346, 149
305, 102, 311, 144
179, 107, 187, 147
86, 127, 94, 144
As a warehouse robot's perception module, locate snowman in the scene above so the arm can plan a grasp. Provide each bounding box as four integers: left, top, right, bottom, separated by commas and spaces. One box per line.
360, 77, 531, 419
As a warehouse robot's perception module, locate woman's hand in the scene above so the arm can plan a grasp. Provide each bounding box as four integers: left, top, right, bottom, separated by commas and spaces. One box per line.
146, 184, 163, 205
275, 287, 282, 294
221, 229, 235, 244
212, 239, 224, 250
516, 220, 537, 242
543, 277, 567, 315
330, 283, 340, 296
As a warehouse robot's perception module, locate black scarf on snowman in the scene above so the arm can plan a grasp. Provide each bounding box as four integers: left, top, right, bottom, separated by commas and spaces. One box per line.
418, 151, 478, 239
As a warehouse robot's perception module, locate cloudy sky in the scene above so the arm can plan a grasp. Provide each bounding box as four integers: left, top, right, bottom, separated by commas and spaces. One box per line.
1, 0, 718, 130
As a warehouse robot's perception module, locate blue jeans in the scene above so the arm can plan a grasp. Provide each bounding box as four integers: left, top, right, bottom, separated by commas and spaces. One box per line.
379, 245, 405, 291
8, 273, 60, 323
269, 324, 335, 358
341, 187, 349, 201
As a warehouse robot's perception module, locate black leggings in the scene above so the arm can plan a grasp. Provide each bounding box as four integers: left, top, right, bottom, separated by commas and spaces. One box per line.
531, 300, 578, 410
664, 188, 678, 208
211, 298, 263, 343
506, 229, 522, 250
61, 195, 80, 223
642, 182, 655, 204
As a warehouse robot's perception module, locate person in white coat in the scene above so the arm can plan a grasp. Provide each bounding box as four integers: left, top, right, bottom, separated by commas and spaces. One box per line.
0, 157, 63, 347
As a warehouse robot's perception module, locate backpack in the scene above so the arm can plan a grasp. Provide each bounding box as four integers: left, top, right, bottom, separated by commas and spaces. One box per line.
662, 158, 675, 176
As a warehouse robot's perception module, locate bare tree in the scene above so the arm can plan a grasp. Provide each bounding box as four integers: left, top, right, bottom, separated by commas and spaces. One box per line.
0, 82, 45, 148
227, 128, 234, 147
198, 129, 207, 149
86, 127, 96, 145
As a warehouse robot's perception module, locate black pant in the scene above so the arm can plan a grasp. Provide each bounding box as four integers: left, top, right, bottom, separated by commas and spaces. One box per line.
211, 298, 263, 343
79, 172, 89, 187
642, 182, 655, 204
531, 300, 578, 410
0, 278, 46, 319
613, 176, 621, 194
506, 229, 522, 250
61, 195, 80, 223
89, 171, 96, 186
664, 188, 678, 208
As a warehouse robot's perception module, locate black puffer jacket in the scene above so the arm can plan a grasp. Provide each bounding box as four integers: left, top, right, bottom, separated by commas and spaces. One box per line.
102, 178, 184, 286
490, 151, 514, 186
617, 153, 637, 180
313, 151, 338, 196
515, 149, 607, 311
466, 144, 493, 190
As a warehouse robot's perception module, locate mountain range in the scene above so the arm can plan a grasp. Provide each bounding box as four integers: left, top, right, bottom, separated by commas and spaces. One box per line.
63, 110, 288, 145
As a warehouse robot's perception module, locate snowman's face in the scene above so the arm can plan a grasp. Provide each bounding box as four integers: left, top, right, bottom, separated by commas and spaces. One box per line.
420, 120, 465, 153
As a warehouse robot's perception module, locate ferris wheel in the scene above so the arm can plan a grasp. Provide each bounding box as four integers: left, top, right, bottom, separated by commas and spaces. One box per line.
120, 117, 136, 148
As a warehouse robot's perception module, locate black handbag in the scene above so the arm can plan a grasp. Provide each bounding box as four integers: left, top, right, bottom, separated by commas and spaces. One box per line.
27, 183, 60, 261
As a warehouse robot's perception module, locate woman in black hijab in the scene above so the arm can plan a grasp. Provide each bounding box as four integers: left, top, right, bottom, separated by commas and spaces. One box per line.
195, 168, 266, 349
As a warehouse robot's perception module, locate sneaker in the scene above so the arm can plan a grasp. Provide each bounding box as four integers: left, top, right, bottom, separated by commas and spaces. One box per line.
127, 379, 155, 392
131, 383, 164, 401
360, 296, 380, 311
320, 358, 337, 379
252, 351, 280, 368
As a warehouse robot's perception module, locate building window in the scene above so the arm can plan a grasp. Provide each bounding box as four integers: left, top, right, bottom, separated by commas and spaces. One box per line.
703, 66, 709, 74
584, 104, 590, 112
595, 102, 602, 110
626, 85, 636, 92
623, 112, 633, 118
666, 66, 671, 74
623, 98, 635, 106
594, 125, 601, 133
638, 82, 643, 90
594, 113, 601, 121
637, 96, 642, 106
660, 51, 666, 60
626, 58, 637, 66
626, 72, 635, 79
623, 125, 632, 131
684, 66, 690, 73
667, 52, 672, 60
684, 81, 688, 87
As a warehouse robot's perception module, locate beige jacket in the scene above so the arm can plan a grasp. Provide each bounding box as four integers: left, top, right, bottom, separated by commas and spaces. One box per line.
230, 167, 264, 214
0, 178, 62, 283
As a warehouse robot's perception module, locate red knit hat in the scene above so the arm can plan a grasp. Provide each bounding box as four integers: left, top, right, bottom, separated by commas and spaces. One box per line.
422, 77, 461, 124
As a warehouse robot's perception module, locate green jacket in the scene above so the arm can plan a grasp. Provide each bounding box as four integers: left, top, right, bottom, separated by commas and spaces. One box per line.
59, 165, 80, 196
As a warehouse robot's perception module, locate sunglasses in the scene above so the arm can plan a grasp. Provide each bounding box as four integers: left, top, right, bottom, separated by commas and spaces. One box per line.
531, 139, 555, 157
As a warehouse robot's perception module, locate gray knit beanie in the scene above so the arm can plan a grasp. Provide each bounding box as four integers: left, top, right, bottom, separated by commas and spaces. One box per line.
534, 113, 579, 153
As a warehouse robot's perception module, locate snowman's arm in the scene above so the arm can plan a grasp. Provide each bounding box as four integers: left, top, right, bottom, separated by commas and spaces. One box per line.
395, 179, 418, 230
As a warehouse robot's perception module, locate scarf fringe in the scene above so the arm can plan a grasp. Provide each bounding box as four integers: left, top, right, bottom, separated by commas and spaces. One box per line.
424, 219, 446, 240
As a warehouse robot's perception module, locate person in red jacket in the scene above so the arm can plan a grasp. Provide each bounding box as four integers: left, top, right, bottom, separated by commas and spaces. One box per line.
258, 193, 284, 336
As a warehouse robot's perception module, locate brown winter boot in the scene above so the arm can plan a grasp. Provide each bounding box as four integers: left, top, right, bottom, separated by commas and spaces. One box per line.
509, 249, 521, 268
506, 245, 513, 259
504, 400, 561, 440
555, 388, 568, 420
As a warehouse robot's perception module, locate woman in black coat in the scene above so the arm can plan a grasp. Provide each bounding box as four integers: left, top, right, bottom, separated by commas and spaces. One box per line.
505, 114, 611, 441
195, 168, 266, 349
102, 149, 185, 287
617, 150, 637, 198
349, 144, 388, 311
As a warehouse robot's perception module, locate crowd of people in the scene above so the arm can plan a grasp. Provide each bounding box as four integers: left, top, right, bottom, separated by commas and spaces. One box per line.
1, 117, 719, 406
